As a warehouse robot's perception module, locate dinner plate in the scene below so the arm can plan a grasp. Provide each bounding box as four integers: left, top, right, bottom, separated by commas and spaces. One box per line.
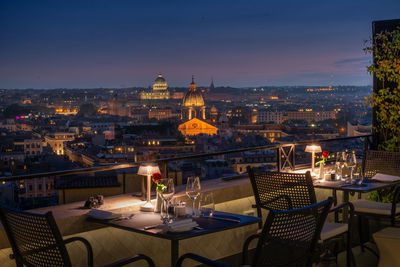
86, 210, 122, 220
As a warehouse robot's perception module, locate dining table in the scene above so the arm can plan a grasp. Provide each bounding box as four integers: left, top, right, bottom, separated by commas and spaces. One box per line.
88, 210, 260, 267
313, 179, 400, 222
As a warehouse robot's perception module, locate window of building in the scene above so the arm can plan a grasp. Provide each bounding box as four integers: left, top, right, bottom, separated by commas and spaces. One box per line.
38, 184, 42, 190
28, 185, 33, 191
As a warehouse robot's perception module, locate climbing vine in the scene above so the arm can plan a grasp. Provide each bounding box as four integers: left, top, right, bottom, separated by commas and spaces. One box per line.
364, 27, 400, 152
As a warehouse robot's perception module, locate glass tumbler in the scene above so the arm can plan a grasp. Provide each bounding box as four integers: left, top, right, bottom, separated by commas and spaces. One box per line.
200, 192, 215, 217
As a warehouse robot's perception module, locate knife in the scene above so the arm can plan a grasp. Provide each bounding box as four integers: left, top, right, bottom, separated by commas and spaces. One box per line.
206, 215, 241, 223
144, 224, 160, 230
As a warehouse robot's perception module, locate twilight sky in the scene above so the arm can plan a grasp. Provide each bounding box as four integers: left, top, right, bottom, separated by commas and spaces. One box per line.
0, 0, 399, 89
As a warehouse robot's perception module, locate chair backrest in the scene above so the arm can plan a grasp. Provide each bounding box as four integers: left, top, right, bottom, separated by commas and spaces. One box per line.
252, 197, 334, 267
247, 167, 316, 211
0, 205, 72, 267
362, 150, 400, 179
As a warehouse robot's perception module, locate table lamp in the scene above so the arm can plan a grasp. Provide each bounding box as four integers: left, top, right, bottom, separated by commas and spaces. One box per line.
305, 145, 322, 174
137, 163, 160, 212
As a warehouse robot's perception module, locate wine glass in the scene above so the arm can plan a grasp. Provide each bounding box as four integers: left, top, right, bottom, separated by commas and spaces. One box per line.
158, 179, 175, 223
186, 177, 201, 217
345, 151, 357, 184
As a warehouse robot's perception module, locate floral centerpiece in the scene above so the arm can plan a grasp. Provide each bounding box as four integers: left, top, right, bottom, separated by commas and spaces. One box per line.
316, 151, 329, 166
316, 151, 329, 179
152, 172, 165, 192
152, 172, 164, 212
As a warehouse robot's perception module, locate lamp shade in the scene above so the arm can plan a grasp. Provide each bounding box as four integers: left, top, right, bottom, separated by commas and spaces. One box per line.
137, 163, 160, 176
305, 145, 322, 153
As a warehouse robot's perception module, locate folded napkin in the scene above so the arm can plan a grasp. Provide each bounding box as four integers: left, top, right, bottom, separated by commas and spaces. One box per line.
167, 219, 198, 232
86, 209, 121, 220
372, 173, 400, 183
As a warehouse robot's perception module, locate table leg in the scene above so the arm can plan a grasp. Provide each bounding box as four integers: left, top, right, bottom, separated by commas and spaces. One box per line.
342, 191, 349, 222
333, 189, 339, 222
171, 239, 179, 267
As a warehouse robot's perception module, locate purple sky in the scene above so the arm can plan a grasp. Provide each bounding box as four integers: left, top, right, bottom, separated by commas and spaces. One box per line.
0, 0, 399, 88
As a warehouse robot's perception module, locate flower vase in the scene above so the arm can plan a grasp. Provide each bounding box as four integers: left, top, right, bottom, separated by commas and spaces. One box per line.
154, 192, 162, 213
319, 163, 325, 180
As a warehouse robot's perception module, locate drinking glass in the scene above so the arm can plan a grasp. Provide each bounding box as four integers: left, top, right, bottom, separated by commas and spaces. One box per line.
335, 152, 345, 180
199, 192, 215, 217
186, 177, 201, 217
158, 179, 175, 223
345, 151, 357, 185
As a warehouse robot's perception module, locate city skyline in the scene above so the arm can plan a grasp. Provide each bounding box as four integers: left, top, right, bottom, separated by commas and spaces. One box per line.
1, 0, 399, 89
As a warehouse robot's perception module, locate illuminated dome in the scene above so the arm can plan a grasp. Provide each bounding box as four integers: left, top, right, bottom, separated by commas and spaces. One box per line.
153, 74, 168, 91
182, 76, 205, 107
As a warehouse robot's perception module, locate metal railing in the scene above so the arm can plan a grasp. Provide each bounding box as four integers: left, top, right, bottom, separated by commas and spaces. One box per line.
1, 134, 372, 184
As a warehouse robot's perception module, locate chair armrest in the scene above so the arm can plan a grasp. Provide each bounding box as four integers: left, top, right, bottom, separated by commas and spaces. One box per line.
102, 254, 155, 267
330, 202, 354, 223
242, 233, 262, 265
262, 195, 293, 210
64, 237, 94, 267
176, 253, 231, 267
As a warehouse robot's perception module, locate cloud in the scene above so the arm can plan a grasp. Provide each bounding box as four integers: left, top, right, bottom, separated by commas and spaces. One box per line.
333, 56, 370, 67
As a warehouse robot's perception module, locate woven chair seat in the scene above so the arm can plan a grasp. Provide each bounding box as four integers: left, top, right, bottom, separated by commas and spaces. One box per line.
352, 199, 400, 216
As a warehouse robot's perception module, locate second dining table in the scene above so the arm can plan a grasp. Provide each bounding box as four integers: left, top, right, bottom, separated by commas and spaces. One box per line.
313, 179, 400, 222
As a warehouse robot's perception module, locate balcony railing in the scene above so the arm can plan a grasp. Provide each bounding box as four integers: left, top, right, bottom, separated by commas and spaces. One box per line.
0, 134, 372, 207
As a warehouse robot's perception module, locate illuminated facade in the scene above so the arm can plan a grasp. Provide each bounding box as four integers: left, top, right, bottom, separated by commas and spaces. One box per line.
140, 74, 170, 100
181, 76, 205, 121
44, 132, 75, 155
178, 118, 218, 136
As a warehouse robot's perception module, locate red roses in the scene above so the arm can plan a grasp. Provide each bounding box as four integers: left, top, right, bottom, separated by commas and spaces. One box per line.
152, 172, 162, 183
316, 151, 329, 166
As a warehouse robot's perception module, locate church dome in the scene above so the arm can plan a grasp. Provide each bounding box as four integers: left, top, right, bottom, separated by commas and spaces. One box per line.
182, 76, 205, 107
153, 74, 168, 90
182, 90, 205, 107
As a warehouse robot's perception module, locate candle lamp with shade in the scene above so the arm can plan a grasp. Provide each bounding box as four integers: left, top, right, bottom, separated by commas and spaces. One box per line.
137, 163, 160, 212
305, 145, 322, 175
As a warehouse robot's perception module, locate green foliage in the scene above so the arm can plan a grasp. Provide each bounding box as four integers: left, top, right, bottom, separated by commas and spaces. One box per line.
156, 182, 166, 193
364, 27, 400, 152
368, 186, 399, 204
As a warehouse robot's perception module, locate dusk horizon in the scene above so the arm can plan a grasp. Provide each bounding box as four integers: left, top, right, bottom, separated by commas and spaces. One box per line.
1, 0, 399, 89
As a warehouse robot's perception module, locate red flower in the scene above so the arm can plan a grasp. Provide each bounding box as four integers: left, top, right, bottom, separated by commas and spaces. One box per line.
151, 172, 162, 183
322, 151, 329, 159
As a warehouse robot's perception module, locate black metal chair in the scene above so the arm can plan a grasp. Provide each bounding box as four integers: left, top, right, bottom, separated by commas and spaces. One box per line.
0, 205, 155, 267
352, 150, 400, 253
176, 198, 334, 267
246, 167, 354, 267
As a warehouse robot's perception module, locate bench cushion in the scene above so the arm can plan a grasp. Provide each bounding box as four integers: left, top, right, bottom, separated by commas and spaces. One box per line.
352, 199, 400, 216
